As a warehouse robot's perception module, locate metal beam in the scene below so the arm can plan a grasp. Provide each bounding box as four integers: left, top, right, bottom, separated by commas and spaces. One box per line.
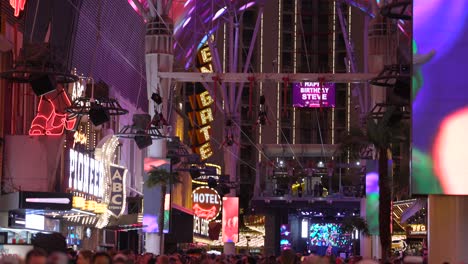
158, 72, 376, 83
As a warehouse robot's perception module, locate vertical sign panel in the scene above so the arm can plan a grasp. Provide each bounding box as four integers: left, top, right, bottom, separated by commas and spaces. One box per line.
366, 160, 379, 235
143, 158, 170, 233
412, 0, 468, 194
222, 197, 239, 243
108, 165, 127, 216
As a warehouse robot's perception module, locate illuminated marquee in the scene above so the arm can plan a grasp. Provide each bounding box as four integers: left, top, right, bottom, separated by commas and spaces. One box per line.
192, 187, 222, 221
69, 149, 105, 199
188, 90, 215, 160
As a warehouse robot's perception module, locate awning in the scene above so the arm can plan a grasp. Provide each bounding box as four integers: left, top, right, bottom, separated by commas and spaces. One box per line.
401, 199, 426, 224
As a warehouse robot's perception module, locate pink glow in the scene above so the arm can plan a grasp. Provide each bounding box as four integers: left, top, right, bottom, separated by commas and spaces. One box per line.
143, 158, 169, 172
10, 0, 27, 17
433, 107, 468, 194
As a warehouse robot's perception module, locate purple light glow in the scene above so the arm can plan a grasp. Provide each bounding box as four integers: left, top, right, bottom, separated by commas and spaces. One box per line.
212, 7, 227, 21
182, 17, 192, 28
239, 2, 255, 11
366, 172, 379, 193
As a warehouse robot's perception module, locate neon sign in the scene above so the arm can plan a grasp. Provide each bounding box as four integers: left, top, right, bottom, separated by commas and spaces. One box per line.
108, 165, 127, 216
196, 40, 214, 73
193, 216, 210, 237
73, 131, 87, 147
188, 90, 214, 160
10, 0, 27, 17
69, 149, 105, 199
192, 186, 221, 221
29, 88, 76, 136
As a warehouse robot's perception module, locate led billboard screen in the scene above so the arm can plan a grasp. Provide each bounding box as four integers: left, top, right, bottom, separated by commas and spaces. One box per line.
222, 197, 239, 243
292, 82, 335, 108
412, 0, 468, 194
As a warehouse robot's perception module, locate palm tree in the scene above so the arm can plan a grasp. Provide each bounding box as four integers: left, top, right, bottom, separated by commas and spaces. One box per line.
340, 216, 370, 256
146, 165, 181, 252
336, 106, 407, 261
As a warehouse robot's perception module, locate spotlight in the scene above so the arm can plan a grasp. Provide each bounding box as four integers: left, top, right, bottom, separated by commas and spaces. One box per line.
89, 103, 110, 126
356, 161, 361, 166
151, 93, 163, 105
208, 177, 217, 189
317, 161, 324, 168
132, 114, 151, 130
30, 74, 56, 96
134, 131, 152, 149
216, 184, 230, 196
190, 166, 201, 179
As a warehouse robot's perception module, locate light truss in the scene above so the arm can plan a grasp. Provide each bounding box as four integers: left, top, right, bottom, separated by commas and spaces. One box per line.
158, 72, 376, 83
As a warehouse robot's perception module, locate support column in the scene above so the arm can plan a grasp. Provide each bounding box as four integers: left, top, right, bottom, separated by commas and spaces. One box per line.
264, 213, 278, 256
144, 15, 174, 255
359, 198, 372, 258
223, 119, 240, 255
428, 195, 468, 263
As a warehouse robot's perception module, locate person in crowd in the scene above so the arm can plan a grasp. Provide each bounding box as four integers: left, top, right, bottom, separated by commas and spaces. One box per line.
279, 249, 297, 264
25, 249, 48, 264
48, 251, 69, 264
157, 256, 169, 264
92, 252, 113, 264
77, 250, 93, 264
113, 254, 128, 264
0, 255, 21, 264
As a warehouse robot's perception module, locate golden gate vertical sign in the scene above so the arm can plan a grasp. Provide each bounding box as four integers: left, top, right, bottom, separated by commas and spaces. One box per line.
188, 90, 214, 160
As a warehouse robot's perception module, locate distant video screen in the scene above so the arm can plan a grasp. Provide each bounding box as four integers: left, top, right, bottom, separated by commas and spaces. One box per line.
309, 223, 350, 247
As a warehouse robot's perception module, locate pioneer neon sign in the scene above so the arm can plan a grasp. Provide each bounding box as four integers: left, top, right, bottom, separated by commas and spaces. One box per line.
69, 149, 105, 198
192, 186, 221, 221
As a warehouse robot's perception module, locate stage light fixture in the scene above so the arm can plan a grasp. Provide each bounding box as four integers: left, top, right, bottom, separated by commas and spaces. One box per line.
88, 102, 110, 126
208, 177, 217, 189
134, 131, 153, 149
30, 74, 57, 96
190, 166, 201, 179
151, 93, 163, 105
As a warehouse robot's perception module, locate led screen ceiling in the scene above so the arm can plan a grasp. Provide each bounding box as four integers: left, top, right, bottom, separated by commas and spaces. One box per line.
128, 0, 257, 69
412, 0, 468, 194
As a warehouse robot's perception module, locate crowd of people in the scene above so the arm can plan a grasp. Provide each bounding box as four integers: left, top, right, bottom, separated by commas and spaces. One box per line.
0, 247, 425, 264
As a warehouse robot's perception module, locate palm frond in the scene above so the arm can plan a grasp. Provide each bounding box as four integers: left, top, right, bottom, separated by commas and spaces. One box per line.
335, 127, 372, 160
340, 216, 370, 236
146, 166, 182, 188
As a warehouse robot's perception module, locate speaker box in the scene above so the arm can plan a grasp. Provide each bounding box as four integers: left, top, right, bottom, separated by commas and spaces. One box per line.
132, 114, 151, 131
30, 75, 57, 96
89, 103, 110, 126
134, 131, 152, 149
